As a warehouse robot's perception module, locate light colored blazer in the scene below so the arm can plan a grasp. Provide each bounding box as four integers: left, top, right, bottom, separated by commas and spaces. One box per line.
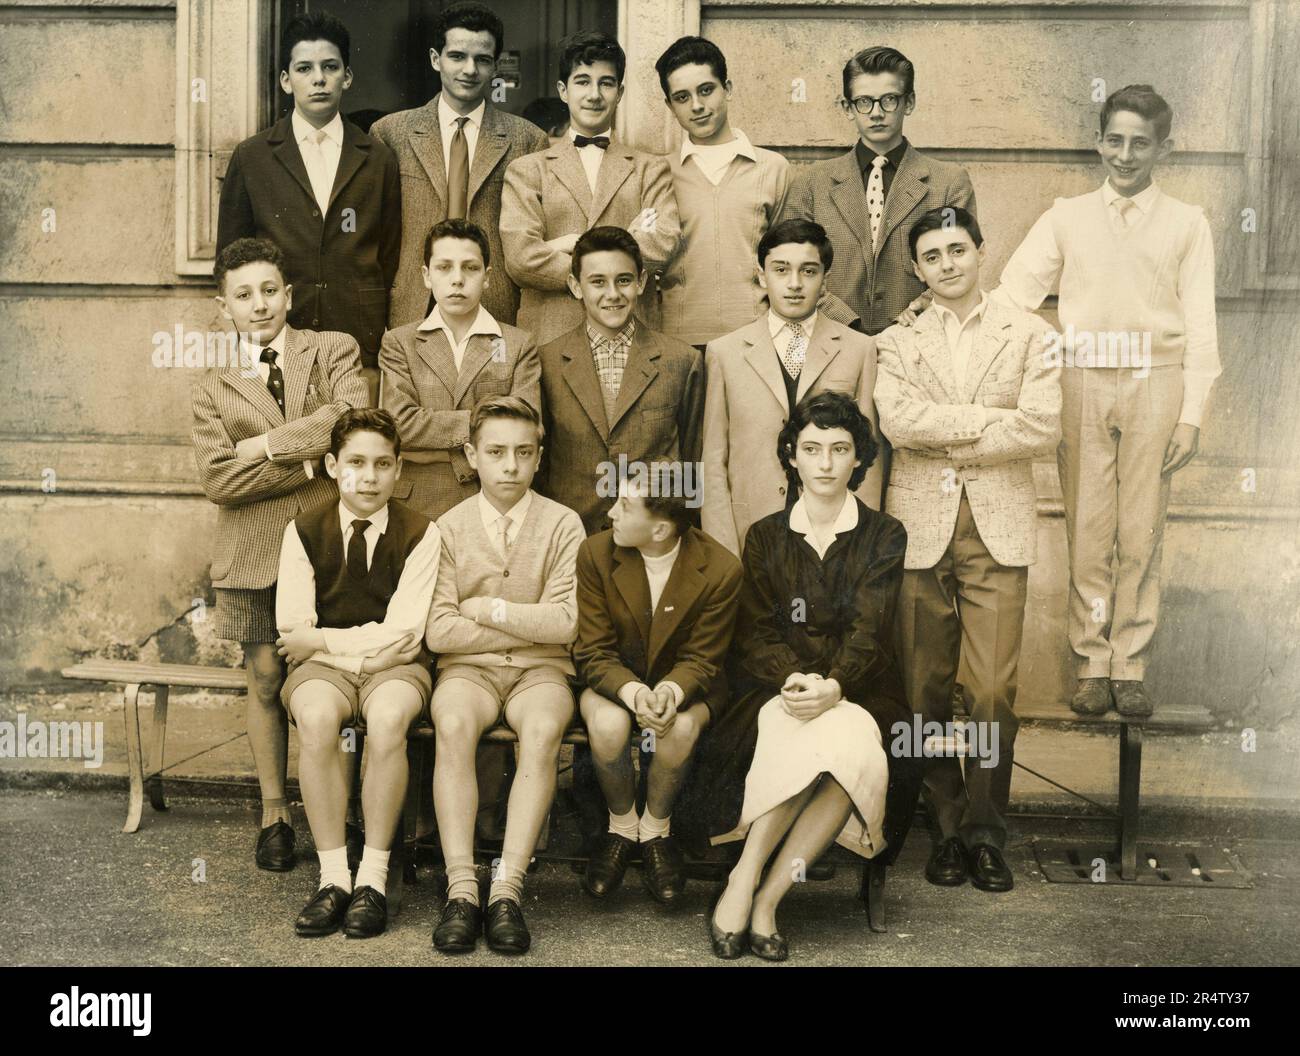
371, 97, 549, 328
701, 314, 883, 557
783, 143, 976, 335
191, 326, 370, 590
500, 137, 682, 346
873, 299, 1062, 569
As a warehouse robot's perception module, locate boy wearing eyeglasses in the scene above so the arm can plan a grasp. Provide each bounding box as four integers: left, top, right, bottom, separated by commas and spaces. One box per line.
783, 46, 976, 336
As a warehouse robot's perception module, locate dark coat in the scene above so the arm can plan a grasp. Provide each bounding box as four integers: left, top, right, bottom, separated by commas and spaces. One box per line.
677, 499, 923, 864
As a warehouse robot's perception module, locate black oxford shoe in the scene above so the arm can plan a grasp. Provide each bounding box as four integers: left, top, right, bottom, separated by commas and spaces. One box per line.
343, 885, 387, 938
968, 843, 1015, 892
485, 898, 531, 955
640, 836, 687, 905
925, 836, 968, 887
582, 832, 634, 898
1112, 680, 1154, 718
255, 819, 296, 872
295, 884, 351, 936
432, 898, 482, 953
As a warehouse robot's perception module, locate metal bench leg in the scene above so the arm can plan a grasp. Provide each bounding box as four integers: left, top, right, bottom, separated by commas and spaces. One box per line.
122, 683, 145, 833
147, 684, 169, 812
1118, 722, 1143, 880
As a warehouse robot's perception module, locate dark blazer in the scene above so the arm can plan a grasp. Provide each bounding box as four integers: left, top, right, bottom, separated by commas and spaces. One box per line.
574, 526, 743, 716
783, 143, 976, 335
216, 115, 401, 367
537, 322, 705, 536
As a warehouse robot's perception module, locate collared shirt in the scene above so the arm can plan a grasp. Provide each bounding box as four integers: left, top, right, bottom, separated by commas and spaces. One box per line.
768, 309, 817, 363
588, 320, 635, 409
570, 125, 609, 193
438, 96, 485, 174
291, 110, 343, 214
855, 136, 908, 202
239, 328, 312, 475
418, 304, 503, 373
789, 491, 859, 559
275, 501, 441, 674
680, 128, 757, 186
1101, 177, 1159, 233
477, 488, 533, 557
616, 539, 686, 714
932, 291, 989, 393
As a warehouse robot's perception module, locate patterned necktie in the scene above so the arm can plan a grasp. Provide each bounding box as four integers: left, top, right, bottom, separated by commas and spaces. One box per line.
448, 116, 469, 219
781, 321, 807, 378
260, 348, 285, 416
573, 134, 610, 149
347, 519, 371, 577
867, 154, 887, 251
497, 514, 512, 559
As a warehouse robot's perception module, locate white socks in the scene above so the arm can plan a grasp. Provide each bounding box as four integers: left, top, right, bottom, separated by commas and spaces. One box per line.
317, 846, 352, 893
639, 810, 670, 843
354, 845, 390, 896
608, 807, 672, 842
608, 806, 640, 840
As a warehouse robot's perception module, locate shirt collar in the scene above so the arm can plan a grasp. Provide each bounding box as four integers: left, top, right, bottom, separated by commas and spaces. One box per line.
679, 127, 757, 164
856, 135, 909, 174
241, 325, 288, 361
478, 488, 532, 534
338, 501, 389, 536
788, 492, 858, 543
1101, 178, 1160, 214
587, 319, 635, 349
292, 110, 344, 147
418, 303, 503, 339
439, 96, 485, 132
570, 124, 613, 146
768, 310, 817, 341
931, 291, 989, 330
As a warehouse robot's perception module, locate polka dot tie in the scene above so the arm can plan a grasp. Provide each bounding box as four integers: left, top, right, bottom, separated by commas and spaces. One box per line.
867, 154, 887, 252
781, 321, 807, 379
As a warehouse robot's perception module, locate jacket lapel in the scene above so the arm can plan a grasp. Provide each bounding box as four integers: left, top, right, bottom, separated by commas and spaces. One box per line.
326, 119, 370, 213
414, 329, 460, 402
607, 326, 660, 433
560, 327, 610, 441
280, 327, 314, 420
742, 318, 789, 414
828, 149, 872, 265
590, 144, 635, 223
962, 302, 1012, 402
268, 117, 317, 210
467, 104, 510, 205
877, 145, 928, 259
550, 138, 595, 220
795, 321, 841, 402
612, 546, 652, 648
409, 97, 449, 208
913, 308, 960, 403
646, 530, 708, 673
452, 332, 498, 405
220, 351, 286, 425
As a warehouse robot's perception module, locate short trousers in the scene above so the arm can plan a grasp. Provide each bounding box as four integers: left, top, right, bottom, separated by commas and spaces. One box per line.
213, 586, 277, 644
433, 663, 573, 725
280, 659, 433, 726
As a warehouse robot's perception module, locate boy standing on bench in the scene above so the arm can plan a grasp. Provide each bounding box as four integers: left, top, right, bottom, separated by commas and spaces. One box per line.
425, 396, 585, 955
192, 237, 369, 872
276, 408, 441, 938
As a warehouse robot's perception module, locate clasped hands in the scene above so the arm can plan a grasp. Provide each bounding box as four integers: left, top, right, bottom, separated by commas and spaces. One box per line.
780, 672, 842, 721
634, 684, 679, 737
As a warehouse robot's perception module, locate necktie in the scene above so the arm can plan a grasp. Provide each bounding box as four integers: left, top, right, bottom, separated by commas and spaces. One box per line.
781, 321, 807, 378
497, 515, 512, 558
447, 116, 469, 219
304, 128, 332, 214
1114, 197, 1136, 231
573, 134, 610, 149
347, 519, 371, 577
260, 348, 286, 416
867, 154, 887, 252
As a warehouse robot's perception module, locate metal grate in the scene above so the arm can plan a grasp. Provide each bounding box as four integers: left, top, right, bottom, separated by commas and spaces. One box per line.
1031, 840, 1254, 888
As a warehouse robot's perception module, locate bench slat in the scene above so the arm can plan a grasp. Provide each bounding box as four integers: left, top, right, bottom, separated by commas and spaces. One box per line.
1016, 699, 1213, 731
62, 661, 246, 691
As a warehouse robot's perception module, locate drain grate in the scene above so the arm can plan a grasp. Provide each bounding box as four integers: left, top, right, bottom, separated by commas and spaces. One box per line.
1031, 840, 1253, 888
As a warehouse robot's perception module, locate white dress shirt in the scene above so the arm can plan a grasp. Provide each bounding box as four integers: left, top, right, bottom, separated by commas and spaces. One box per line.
932, 291, 989, 394
616, 539, 686, 714
768, 309, 817, 366
680, 128, 757, 186
417, 304, 503, 373
1101, 178, 1159, 233
477, 488, 533, 558
789, 491, 858, 559
291, 110, 343, 215
239, 327, 314, 477
570, 126, 608, 194
439, 96, 484, 174
276, 501, 442, 673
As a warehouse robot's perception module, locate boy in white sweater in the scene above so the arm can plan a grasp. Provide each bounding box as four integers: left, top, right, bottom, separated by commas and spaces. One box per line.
992, 84, 1220, 718
424, 394, 585, 955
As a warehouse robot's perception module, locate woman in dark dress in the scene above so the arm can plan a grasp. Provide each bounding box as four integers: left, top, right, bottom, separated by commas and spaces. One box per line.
696, 390, 921, 960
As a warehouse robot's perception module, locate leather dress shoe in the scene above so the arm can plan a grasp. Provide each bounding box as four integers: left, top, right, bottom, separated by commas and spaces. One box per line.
640, 836, 687, 905
1070, 678, 1112, 716
1112, 680, 1154, 718
295, 884, 351, 936
967, 843, 1015, 892
485, 898, 531, 954
749, 931, 789, 962
432, 898, 482, 953
582, 832, 634, 898
343, 885, 387, 938
255, 819, 296, 872
925, 836, 969, 887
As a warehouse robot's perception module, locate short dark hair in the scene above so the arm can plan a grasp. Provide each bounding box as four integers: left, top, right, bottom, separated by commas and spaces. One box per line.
571, 226, 644, 278
841, 45, 914, 100
654, 36, 727, 97
280, 11, 351, 70
757, 218, 833, 271
559, 31, 625, 84
622, 458, 694, 537
423, 218, 490, 268
908, 206, 984, 261
214, 237, 287, 292
778, 390, 878, 495
470, 394, 544, 444
433, 1, 504, 58
1100, 83, 1173, 142
330, 407, 401, 458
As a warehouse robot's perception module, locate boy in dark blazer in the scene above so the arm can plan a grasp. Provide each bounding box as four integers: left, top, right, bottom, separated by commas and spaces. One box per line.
217, 12, 400, 370
192, 237, 370, 871
573, 472, 742, 905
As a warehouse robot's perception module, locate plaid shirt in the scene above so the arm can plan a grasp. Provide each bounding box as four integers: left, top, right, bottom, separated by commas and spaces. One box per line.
587, 320, 635, 414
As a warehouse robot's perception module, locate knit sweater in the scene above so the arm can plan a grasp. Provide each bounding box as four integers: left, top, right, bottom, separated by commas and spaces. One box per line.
425, 489, 585, 673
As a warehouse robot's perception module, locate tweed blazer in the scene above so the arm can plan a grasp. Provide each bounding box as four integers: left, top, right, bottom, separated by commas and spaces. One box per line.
700, 314, 883, 557
371, 97, 549, 328
536, 322, 704, 536
874, 299, 1062, 569
191, 326, 370, 590
783, 143, 976, 335
500, 137, 682, 346
378, 319, 541, 519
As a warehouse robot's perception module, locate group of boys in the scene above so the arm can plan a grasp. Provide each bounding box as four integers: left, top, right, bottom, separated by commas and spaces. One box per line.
195, 0, 1220, 952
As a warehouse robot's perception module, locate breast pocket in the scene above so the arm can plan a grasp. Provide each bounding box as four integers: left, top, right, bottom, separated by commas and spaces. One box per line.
980, 380, 1021, 409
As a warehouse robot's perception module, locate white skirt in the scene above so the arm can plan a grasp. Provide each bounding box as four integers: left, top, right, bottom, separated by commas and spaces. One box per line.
714, 695, 890, 859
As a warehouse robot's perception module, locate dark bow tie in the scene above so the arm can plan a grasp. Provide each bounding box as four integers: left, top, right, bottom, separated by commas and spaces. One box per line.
574, 134, 610, 150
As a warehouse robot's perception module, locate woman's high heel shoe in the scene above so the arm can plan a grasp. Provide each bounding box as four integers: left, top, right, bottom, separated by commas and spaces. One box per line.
749, 931, 789, 962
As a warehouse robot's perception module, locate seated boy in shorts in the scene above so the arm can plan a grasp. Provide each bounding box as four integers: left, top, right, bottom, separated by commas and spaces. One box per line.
276, 408, 441, 938
424, 395, 585, 955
